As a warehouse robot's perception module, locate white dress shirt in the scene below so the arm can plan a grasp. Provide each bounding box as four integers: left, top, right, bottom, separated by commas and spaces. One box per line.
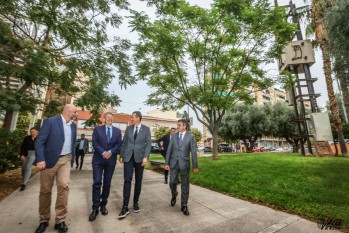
60, 115, 72, 155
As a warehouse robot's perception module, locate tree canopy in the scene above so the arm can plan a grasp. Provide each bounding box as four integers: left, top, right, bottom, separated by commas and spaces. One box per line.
219, 103, 272, 152
219, 102, 302, 153
0, 0, 134, 126
130, 0, 295, 159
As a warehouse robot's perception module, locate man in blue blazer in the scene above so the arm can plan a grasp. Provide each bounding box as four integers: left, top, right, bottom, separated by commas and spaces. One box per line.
89, 112, 122, 221
34, 104, 77, 233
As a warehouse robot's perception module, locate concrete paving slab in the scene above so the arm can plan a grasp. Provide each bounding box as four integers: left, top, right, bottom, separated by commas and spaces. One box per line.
0, 155, 341, 233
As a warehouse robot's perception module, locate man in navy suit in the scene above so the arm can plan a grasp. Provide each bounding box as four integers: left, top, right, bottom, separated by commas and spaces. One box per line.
34, 104, 77, 233
157, 128, 176, 184
89, 112, 122, 221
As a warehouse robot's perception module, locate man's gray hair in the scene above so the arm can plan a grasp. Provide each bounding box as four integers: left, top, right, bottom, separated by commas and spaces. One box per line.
104, 112, 113, 118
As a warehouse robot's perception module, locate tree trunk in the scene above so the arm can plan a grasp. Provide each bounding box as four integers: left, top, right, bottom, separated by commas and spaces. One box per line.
320, 45, 348, 156
2, 110, 14, 129
337, 68, 349, 122
249, 138, 257, 153
242, 139, 250, 153
313, 0, 348, 156
293, 140, 301, 153
211, 129, 219, 160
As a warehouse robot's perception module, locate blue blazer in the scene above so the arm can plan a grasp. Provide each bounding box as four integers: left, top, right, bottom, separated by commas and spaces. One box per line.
35, 115, 77, 168
92, 125, 122, 165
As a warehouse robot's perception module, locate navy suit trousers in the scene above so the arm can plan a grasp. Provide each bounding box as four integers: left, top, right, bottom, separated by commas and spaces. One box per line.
92, 159, 116, 210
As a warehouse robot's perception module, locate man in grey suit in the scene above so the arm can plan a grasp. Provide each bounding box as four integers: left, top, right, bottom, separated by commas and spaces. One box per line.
165, 119, 198, 216
119, 111, 151, 218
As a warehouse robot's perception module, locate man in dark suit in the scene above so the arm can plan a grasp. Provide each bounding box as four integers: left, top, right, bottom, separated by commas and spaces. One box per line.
157, 127, 176, 184
89, 112, 122, 221
118, 111, 151, 219
165, 119, 198, 216
34, 104, 77, 233
75, 134, 89, 170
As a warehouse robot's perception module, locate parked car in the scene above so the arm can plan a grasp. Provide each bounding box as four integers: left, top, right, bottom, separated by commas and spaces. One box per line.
253, 147, 269, 152
253, 147, 261, 152
218, 144, 233, 152
197, 146, 205, 151
151, 145, 161, 154
204, 147, 213, 152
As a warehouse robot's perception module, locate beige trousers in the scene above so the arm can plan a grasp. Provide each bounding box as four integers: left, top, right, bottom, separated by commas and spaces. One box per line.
39, 155, 71, 224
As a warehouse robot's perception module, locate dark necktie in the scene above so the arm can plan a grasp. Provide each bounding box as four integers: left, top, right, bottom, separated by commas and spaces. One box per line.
178, 133, 183, 144
134, 126, 138, 140
107, 127, 111, 143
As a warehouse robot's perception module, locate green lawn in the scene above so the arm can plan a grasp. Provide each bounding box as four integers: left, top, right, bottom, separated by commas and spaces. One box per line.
148, 152, 349, 227
187, 153, 349, 227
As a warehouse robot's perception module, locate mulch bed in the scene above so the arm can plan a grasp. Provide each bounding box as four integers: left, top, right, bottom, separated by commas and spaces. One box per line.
0, 168, 38, 202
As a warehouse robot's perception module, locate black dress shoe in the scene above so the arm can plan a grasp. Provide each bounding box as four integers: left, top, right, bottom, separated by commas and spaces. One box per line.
171, 191, 178, 206
171, 197, 176, 206
20, 184, 26, 191
89, 209, 99, 221
164, 179, 168, 184
100, 205, 108, 215
35, 222, 48, 233
54, 221, 68, 232
181, 206, 190, 216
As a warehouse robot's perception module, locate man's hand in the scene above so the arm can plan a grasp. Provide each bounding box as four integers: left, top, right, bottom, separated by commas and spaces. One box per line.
36, 161, 46, 171
20, 155, 25, 161
103, 152, 111, 159
119, 157, 124, 164
141, 157, 148, 167
165, 165, 170, 170
193, 168, 198, 174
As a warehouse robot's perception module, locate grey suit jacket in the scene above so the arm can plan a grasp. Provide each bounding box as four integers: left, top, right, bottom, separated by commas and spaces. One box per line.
165, 131, 198, 171
120, 124, 152, 163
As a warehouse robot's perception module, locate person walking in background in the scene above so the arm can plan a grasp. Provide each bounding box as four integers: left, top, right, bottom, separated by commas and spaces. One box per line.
118, 111, 151, 219
89, 112, 122, 221
34, 104, 77, 233
75, 134, 89, 170
165, 119, 198, 216
157, 128, 176, 184
19, 127, 39, 191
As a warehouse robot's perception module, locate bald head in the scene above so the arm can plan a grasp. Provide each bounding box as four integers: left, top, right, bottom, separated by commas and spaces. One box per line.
62, 104, 78, 123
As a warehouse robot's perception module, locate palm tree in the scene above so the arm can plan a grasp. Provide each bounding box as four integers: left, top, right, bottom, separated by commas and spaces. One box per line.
311, 0, 348, 156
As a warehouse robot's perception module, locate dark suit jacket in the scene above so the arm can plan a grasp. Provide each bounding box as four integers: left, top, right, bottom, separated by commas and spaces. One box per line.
92, 125, 122, 165
120, 124, 151, 163
76, 138, 89, 154
157, 134, 171, 157
35, 115, 77, 168
165, 131, 198, 171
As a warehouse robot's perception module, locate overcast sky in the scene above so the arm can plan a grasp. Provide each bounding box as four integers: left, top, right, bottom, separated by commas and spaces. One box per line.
108, 0, 338, 130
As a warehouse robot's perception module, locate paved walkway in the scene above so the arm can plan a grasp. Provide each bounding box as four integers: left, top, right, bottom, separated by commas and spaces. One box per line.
0, 155, 340, 233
